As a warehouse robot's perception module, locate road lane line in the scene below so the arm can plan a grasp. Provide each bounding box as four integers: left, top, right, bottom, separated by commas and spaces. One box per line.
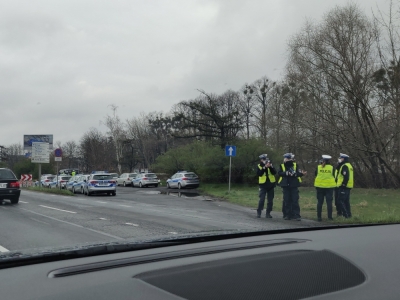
38, 205, 77, 214
97, 201, 107, 204
20, 201, 29, 204
0, 245, 9, 252
30, 217, 51, 225
99, 218, 107, 220
20, 208, 124, 240
125, 223, 139, 226
119, 205, 132, 208
168, 232, 178, 235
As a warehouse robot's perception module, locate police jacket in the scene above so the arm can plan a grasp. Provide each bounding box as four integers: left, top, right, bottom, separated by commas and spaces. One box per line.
336, 161, 354, 188
257, 164, 277, 189
278, 160, 303, 188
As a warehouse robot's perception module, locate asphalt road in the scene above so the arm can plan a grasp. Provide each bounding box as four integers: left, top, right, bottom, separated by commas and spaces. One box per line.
0, 186, 319, 252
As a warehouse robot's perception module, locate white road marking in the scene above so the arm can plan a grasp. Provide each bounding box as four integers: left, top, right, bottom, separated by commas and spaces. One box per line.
38, 205, 77, 214
97, 201, 107, 204
169, 232, 178, 235
20, 208, 124, 240
99, 218, 107, 220
0, 245, 9, 252
20, 201, 29, 204
30, 218, 51, 225
119, 205, 132, 208
125, 223, 139, 226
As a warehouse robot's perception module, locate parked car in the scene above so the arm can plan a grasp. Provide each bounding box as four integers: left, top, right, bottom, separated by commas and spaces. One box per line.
73, 175, 90, 194
117, 173, 137, 187
132, 173, 159, 188
0, 168, 20, 204
166, 171, 200, 189
49, 175, 72, 189
65, 175, 83, 192
83, 173, 116, 196
35, 175, 55, 187
109, 173, 119, 180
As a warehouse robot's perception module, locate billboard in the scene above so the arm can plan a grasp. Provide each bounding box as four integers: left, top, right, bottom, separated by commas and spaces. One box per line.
23, 135, 53, 150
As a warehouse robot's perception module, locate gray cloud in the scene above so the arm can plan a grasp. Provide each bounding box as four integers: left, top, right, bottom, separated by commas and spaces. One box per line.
0, 0, 386, 147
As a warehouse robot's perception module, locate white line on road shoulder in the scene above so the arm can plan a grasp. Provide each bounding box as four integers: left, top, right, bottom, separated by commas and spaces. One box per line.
20, 201, 29, 204
119, 205, 132, 208
168, 232, 178, 235
97, 201, 107, 204
39, 205, 77, 214
125, 223, 139, 227
0, 245, 9, 252
99, 218, 107, 220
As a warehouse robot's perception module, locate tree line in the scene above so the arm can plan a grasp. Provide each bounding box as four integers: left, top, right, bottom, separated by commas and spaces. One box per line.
3, 2, 400, 187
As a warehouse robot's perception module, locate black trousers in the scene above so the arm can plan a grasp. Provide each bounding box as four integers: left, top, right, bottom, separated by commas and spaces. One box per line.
257, 186, 274, 215
316, 188, 333, 219
337, 187, 352, 218
334, 188, 343, 216
282, 187, 301, 218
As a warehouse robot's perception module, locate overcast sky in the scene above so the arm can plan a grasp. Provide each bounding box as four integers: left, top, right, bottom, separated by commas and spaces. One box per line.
0, 0, 388, 147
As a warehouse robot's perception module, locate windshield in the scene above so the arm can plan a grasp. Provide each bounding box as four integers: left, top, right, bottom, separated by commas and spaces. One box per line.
0, 0, 398, 269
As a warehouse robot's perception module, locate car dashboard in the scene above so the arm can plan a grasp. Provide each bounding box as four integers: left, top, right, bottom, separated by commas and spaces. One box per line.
1, 224, 400, 300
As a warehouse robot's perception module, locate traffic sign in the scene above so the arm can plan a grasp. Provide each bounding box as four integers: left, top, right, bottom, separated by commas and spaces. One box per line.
32, 142, 50, 163
55, 157, 62, 162
20, 174, 32, 181
225, 145, 236, 157
54, 148, 62, 157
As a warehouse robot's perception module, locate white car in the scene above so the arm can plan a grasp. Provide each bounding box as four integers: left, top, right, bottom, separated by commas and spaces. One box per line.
132, 173, 159, 188
117, 173, 137, 187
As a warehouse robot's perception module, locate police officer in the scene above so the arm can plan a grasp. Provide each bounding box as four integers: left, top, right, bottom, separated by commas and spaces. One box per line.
256, 154, 277, 218
314, 155, 336, 221
335, 153, 354, 218
278, 153, 306, 221
71, 170, 76, 177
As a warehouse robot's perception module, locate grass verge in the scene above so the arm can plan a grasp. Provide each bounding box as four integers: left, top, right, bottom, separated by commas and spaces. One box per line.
199, 184, 400, 224
25, 186, 75, 196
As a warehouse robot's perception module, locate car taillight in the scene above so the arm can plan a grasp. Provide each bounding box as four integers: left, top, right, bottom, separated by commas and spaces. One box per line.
10, 182, 20, 188
182, 177, 188, 180
143, 177, 148, 180
90, 180, 98, 184
109, 180, 116, 184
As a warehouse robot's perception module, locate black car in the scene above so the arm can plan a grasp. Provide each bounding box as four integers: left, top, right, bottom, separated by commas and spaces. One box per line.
0, 168, 21, 204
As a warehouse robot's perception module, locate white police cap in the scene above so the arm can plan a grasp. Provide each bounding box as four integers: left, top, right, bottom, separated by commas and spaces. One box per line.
339, 153, 349, 158
322, 155, 332, 160
283, 153, 293, 159
259, 154, 268, 160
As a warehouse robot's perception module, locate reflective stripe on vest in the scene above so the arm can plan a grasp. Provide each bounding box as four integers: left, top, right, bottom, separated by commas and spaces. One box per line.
336, 163, 354, 188
314, 164, 336, 188
258, 164, 276, 184
278, 163, 302, 183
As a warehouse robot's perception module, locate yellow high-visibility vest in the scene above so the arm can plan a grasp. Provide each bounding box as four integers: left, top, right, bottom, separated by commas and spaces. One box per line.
258, 164, 276, 184
336, 163, 354, 188
314, 164, 336, 188
278, 163, 302, 183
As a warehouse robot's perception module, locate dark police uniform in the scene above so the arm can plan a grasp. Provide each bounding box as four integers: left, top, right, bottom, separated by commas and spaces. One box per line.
334, 164, 342, 216
256, 159, 277, 218
278, 156, 304, 221
335, 154, 354, 218
314, 156, 336, 221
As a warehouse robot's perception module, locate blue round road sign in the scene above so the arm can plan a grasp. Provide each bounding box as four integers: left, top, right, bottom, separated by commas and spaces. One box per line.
55, 148, 62, 157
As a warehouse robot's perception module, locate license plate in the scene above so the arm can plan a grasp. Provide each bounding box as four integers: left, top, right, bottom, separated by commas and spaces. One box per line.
0, 183, 6, 188
98, 181, 108, 186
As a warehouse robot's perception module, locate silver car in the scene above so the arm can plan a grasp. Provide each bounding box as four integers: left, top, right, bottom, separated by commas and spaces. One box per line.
117, 173, 137, 187
166, 172, 200, 189
50, 175, 72, 189
84, 173, 116, 196
132, 173, 159, 188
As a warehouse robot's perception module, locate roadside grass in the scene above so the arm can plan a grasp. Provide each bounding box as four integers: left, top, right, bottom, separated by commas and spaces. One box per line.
199, 184, 400, 224
25, 186, 75, 196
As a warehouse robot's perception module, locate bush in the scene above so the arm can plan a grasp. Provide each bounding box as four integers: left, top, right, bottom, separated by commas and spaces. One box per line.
152, 139, 282, 183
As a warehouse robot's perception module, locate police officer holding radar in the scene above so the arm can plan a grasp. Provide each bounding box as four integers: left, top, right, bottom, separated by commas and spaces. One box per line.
256, 154, 277, 218
335, 153, 354, 218
278, 153, 306, 221
314, 155, 336, 221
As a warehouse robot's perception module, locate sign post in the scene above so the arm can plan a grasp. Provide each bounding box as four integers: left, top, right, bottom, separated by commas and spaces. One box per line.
32, 142, 50, 188
225, 145, 236, 193
54, 148, 63, 189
